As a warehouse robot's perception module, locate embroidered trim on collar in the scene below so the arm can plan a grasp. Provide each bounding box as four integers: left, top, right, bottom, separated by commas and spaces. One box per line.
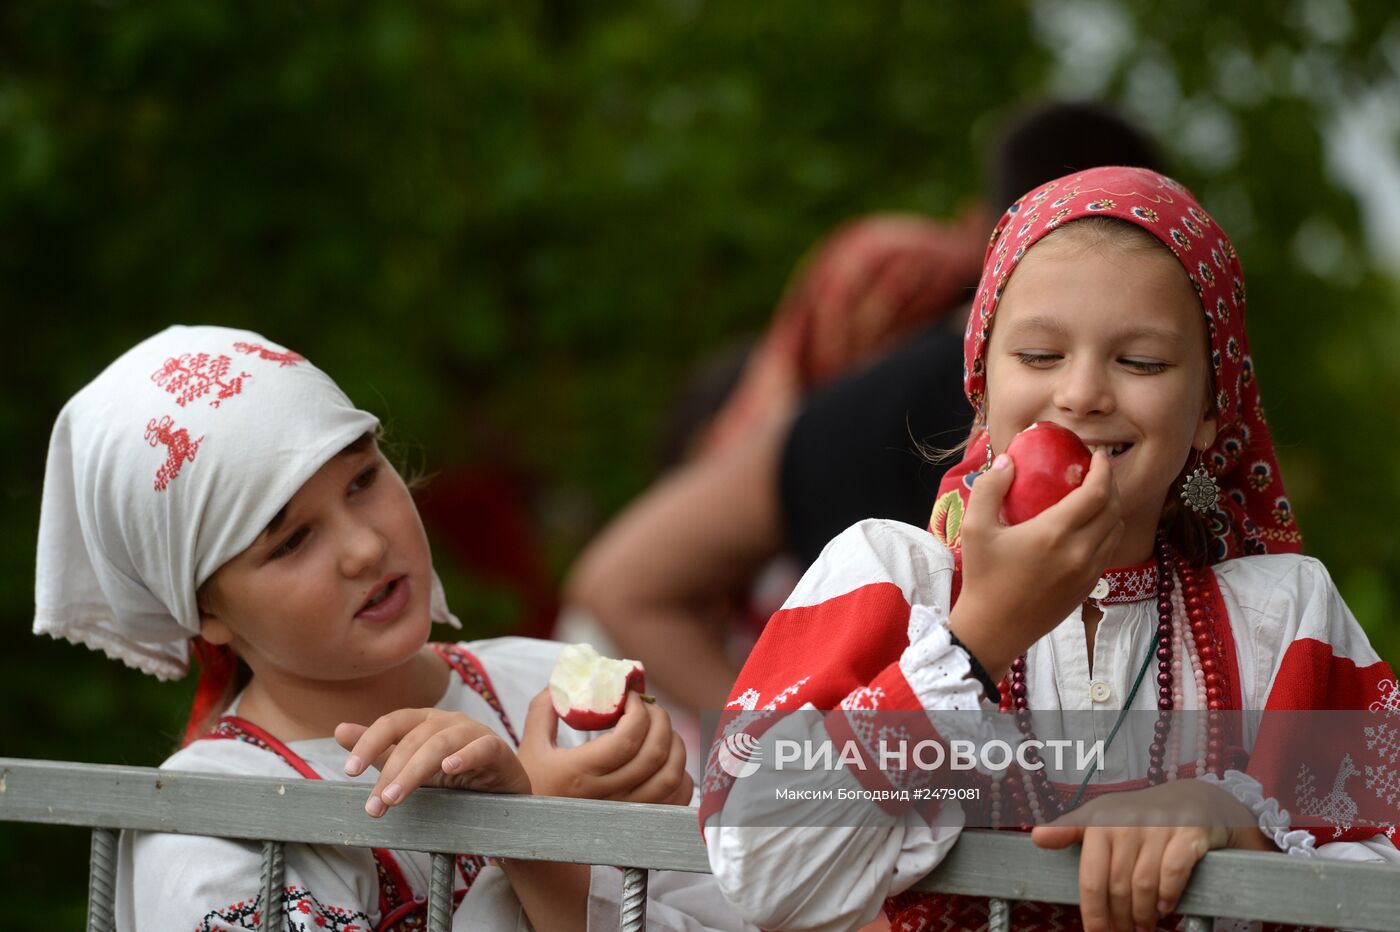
1089, 561, 1158, 604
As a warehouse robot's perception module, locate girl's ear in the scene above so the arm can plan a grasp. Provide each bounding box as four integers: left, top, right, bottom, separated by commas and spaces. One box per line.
197, 589, 234, 646
199, 614, 234, 646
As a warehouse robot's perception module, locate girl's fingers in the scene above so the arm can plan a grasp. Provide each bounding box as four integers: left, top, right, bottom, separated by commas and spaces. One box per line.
442, 734, 530, 795
367, 728, 462, 813
369, 717, 446, 790
1076, 829, 1113, 932
586, 699, 673, 798
1157, 830, 1210, 918
335, 722, 368, 756
668, 769, 696, 807
519, 690, 559, 754
615, 729, 690, 804
1046, 451, 1116, 530
1029, 824, 1085, 849
367, 721, 498, 815
1130, 831, 1167, 931
616, 701, 676, 785
344, 708, 432, 777
662, 732, 695, 805
364, 720, 452, 813
1105, 831, 1140, 932
568, 692, 654, 776
962, 452, 1014, 530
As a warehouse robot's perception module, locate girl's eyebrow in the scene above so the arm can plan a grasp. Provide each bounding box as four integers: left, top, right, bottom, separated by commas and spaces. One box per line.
1006, 315, 1183, 344
1005, 315, 1070, 338
1114, 324, 1184, 344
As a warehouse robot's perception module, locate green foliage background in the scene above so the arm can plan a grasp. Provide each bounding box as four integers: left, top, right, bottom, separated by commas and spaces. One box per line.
2, 1, 1397, 924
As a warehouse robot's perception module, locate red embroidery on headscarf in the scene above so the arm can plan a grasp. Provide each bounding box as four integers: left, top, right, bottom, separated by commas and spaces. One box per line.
145, 416, 204, 491
151, 352, 250, 409
233, 341, 306, 368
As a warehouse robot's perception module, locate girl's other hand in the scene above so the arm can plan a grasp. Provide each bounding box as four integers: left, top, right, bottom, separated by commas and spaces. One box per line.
336, 709, 531, 818
1030, 780, 1270, 931
949, 450, 1124, 679
518, 689, 693, 805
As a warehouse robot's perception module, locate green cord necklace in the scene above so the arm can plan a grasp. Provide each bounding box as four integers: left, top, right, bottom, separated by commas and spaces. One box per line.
1065, 627, 1159, 811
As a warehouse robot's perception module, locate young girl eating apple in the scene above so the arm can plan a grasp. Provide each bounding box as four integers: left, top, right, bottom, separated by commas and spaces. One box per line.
35, 325, 751, 931
700, 166, 1399, 932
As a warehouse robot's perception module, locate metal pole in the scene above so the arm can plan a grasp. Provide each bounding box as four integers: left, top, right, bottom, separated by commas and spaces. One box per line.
988, 896, 1011, 932
86, 828, 119, 932
259, 840, 285, 932
428, 852, 455, 931
620, 867, 648, 932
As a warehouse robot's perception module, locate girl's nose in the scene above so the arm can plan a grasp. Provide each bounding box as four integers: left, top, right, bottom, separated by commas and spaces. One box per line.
339, 517, 387, 578
1054, 360, 1115, 417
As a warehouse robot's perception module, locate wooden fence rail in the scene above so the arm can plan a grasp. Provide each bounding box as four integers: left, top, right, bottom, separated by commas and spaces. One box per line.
2, 757, 1397, 931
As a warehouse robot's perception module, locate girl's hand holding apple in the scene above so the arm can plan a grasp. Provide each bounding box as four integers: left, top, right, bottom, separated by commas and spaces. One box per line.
520, 688, 693, 806
948, 431, 1124, 680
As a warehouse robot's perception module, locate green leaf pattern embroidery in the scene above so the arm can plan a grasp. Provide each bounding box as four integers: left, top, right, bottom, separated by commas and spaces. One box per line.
929, 490, 965, 549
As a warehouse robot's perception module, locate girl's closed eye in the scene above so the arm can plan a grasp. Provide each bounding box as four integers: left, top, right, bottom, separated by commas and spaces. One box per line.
1120, 357, 1170, 374
269, 526, 310, 560
1014, 351, 1061, 367
349, 465, 379, 494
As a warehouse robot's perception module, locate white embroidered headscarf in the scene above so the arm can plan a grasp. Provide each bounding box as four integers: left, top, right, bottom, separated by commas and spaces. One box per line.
34, 325, 459, 680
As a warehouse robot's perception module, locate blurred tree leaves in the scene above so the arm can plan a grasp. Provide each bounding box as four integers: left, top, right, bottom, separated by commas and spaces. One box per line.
1028, 0, 1400, 659
3, 0, 1398, 923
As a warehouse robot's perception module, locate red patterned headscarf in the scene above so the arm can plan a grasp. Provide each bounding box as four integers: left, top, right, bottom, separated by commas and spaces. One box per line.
930, 166, 1301, 563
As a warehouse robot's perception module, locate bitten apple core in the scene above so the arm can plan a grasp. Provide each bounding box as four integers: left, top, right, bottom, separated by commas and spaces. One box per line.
548, 643, 647, 730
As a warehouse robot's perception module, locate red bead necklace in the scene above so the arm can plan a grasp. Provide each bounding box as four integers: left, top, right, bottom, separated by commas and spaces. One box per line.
992, 531, 1229, 825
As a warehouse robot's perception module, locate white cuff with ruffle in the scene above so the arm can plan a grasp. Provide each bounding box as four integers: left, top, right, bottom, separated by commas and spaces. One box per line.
1198, 769, 1318, 857
898, 603, 986, 712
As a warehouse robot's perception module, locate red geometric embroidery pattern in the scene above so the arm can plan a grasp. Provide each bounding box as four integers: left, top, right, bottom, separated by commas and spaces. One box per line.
144, 416, 203, 492
431, 643, 521, 746
201, 649, 512, 930
1094, 563, 1157, 604
883, 892, 1326, 931
196, 885, 372, 931
207, 718, 281, 757
151, 352, 250, 409
234, 341, 306, 368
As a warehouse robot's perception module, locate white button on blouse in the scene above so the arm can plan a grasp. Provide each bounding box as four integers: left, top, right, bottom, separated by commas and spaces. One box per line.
1089, 680, 1112, 703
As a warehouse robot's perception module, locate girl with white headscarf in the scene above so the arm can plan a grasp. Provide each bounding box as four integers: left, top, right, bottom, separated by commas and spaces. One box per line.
36, 326, 753, 932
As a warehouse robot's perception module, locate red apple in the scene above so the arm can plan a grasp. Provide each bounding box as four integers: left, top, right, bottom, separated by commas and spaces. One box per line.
549, 643, 647, 730
1000, 421, 1093, 525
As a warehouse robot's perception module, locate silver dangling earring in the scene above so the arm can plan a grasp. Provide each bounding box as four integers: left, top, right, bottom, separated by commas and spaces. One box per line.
984, 439, 995, 471
1180, 450, 1220, 514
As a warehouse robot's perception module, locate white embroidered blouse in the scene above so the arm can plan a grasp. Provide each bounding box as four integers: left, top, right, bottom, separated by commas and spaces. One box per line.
115, 636, 754, 932
702, 519, 1400, 932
